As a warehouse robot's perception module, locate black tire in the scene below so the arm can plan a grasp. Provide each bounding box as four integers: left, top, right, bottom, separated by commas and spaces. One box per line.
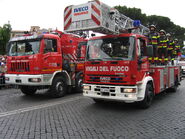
170, 78, 178, 93
50, 77, 67, 98
138, 83, 154, 109
20, 86, 37, 95
75, 74, 83, 93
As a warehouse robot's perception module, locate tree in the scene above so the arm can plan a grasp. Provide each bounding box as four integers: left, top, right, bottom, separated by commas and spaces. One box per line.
115, 6, 148, 25
0, 23, 12, 55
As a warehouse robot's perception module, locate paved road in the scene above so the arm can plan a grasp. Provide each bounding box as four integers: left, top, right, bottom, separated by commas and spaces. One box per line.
0, 80, 185, 139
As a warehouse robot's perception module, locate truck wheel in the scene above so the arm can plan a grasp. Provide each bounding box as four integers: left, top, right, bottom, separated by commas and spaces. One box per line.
50, 77, 67, 98
139, 83, 154, 109
20, 86, 37, 95
75, 74, 83, 93
170, 78, 178, 93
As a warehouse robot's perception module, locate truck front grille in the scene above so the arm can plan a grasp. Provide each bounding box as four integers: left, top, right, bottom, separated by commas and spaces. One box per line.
10, 62, 30, 72
87, 74, 126, 83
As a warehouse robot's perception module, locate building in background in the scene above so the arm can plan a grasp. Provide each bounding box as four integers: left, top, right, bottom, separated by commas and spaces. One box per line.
11, 26, 53, 38
10, 30, 27, 38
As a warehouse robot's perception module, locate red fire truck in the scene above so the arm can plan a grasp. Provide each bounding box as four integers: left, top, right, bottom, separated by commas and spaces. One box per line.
5, 31, 86, 97
64, 0, 181, 108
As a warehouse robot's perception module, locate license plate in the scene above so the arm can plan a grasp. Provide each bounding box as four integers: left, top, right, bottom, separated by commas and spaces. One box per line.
100, 88, 109, 92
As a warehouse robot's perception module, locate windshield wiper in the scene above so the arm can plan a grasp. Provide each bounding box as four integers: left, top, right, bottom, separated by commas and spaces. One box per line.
102, 58, 114, 61
112, 57, 124, 60
88, 58, 103, 61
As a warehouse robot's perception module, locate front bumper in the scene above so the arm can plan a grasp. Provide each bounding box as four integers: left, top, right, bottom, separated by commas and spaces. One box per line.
5, 74, 53, 86
83, 84, 143, 103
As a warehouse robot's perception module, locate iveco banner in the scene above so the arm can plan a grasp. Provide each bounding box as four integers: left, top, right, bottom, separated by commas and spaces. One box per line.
72, 3, 91, 22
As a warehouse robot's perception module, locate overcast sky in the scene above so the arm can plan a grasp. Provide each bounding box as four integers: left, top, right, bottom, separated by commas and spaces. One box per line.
0, 0, 184, 31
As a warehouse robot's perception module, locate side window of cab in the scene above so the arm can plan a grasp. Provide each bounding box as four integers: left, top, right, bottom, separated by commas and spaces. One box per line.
44, 39, 57, 53
138, 38, 146, 57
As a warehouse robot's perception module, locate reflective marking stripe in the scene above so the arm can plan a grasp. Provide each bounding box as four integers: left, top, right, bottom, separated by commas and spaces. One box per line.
0, 96, 83, 118
148, 57, 152, 60
92, 4, 100, 16
158, 46, 167, 48
152, 42, 158, 45
154, 57, 158, 60
64, 8, 72, 22
91, 14, 100, 25
64, 18, 72, 30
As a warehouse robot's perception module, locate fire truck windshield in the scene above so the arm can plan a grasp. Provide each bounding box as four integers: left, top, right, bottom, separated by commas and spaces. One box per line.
87, 37, 135, 61
8, 39, 41, 56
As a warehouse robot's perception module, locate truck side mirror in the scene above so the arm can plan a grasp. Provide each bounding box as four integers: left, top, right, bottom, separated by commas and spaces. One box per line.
146, 45, 153, 57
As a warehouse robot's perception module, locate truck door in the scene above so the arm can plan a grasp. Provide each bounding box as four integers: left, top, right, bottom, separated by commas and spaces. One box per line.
76, 41, 87, 71
42, 38, 62, 73
137, 38, 149, 81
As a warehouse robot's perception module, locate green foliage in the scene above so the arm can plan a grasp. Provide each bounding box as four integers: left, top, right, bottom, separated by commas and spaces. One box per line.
115, 6, 147, 25
0, 24, 12, 55
115, 6, 185, 45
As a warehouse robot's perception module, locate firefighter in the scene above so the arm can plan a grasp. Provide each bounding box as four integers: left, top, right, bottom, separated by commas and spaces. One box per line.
174, 39, 181, 60
166, 33, 175, 65
147, 25, 159, 64
158, 30, 168, 65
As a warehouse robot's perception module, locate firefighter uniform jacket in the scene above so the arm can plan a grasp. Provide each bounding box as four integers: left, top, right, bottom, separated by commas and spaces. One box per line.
147, 32, 159, 61
167, 40, 175, 51
148, 32, 159, 45
174, 44, 181, 56
158, 36, 168, 49
158, 36, 168, 61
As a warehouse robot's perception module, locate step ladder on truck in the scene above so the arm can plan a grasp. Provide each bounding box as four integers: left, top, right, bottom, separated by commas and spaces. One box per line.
64, 0, 181, 108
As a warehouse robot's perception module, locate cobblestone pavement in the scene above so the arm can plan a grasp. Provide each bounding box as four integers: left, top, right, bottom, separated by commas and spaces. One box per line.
0, 80, 185, 139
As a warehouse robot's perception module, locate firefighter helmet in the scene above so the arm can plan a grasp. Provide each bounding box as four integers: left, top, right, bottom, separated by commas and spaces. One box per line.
174, 38, 178, 42
159, 29, 166, 35
149, 24, 156, 29
166, 33, 171, 37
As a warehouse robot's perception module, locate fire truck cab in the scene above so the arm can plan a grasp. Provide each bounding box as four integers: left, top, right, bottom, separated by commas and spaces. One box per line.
5, 31, 86, 97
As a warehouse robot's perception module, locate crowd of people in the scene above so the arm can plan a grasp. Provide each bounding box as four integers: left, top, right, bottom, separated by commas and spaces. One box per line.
0, 55, 7, 73
0, 55, 7, 86
146, 25, 181, 65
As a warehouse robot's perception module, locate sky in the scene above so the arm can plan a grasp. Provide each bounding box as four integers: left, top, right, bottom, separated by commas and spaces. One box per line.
0, 0, 184, 31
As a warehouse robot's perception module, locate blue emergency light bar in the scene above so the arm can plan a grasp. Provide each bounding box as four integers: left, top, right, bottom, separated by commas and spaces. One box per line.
133, 20, 141, 27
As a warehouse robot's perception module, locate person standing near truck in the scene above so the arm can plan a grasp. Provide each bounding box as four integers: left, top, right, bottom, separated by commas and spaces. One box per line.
166, 33, 175, 65
158, 30, 168, 65
174, 39, 181, 60
147, 25, 159, 64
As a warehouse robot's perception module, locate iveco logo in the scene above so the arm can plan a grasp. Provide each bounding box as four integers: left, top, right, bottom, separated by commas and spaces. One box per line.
74, 6, 88, 13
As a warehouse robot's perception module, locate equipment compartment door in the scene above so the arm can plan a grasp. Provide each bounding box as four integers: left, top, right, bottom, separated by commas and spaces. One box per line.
168, 67, 175, 87
160, 69, 164, 91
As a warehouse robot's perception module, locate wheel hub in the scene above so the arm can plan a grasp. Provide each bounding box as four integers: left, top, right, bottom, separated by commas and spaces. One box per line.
56, 82, 63, 92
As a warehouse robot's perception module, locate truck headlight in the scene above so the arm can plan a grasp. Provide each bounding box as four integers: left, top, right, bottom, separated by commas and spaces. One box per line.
121, 88, 136, 93
5, 77, 9, 81
83, 85, 91, 90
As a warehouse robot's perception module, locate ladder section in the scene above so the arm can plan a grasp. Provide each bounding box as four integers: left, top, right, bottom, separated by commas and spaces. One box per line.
64, 0, 149, 35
